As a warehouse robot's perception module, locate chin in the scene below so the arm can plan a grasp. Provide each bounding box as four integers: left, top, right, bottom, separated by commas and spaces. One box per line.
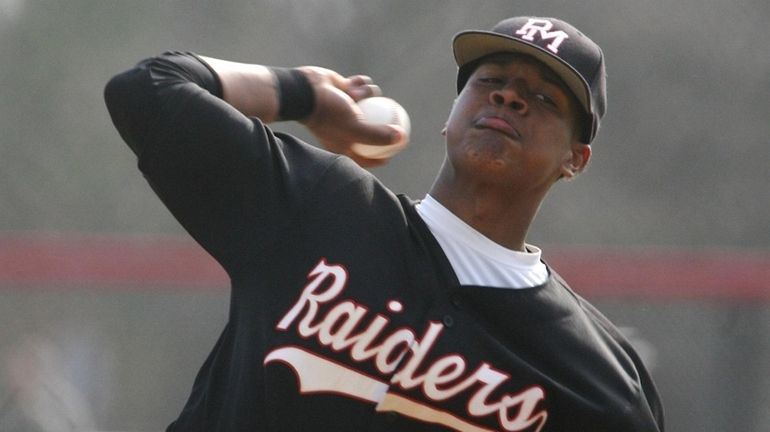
452, 153, 515, 187
462, 138, 516, 168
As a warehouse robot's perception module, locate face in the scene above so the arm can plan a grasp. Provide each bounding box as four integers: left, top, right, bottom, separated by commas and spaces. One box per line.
443, 54, 590, 193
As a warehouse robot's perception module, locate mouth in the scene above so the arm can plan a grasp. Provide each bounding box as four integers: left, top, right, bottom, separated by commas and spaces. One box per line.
473, 116, 520, 140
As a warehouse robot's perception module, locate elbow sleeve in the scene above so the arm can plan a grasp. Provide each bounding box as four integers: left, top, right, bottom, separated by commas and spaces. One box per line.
103, 51, 223, 158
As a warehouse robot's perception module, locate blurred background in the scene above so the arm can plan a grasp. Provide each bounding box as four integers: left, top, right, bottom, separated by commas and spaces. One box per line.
1, 0, 769, 431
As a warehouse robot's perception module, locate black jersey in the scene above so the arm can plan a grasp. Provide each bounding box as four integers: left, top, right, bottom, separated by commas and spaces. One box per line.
105, 52, 664, 432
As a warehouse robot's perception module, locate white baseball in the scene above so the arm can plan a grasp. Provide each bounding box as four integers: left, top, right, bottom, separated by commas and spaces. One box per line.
351, 97, 411, 159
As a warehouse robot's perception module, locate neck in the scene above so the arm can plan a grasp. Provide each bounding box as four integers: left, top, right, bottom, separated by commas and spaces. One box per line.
428, 167, 548, 251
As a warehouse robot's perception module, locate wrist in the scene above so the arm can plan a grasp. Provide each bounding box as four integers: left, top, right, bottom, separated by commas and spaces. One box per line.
269, 67, 315, 121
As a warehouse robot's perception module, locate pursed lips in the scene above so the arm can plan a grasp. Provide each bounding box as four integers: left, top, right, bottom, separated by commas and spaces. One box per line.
473, 114, 521, 140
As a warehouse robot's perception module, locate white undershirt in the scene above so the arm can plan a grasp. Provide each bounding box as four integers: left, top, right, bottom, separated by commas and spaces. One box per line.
415, 195, 548, 289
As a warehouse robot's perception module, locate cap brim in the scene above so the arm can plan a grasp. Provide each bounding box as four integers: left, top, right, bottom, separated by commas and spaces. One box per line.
453, 30, 592, 118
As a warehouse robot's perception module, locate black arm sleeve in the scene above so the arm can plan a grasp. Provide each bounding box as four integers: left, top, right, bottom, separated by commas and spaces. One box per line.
104, 52, 337, 273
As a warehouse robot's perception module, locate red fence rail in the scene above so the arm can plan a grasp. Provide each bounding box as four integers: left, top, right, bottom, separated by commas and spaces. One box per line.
2, 232, 768, 300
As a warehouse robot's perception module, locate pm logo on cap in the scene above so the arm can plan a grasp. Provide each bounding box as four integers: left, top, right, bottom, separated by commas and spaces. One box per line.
515, 18, 569, 54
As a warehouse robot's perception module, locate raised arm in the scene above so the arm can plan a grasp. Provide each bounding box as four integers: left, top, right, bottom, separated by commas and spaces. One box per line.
198, 56, 404, 166
104, 52, 402, 271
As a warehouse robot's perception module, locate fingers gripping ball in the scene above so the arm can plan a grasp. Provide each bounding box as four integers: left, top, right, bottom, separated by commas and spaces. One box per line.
351, 97, 411, 159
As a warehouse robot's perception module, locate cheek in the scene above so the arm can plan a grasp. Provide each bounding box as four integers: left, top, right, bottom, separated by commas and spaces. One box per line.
535, 114, 575, 146
528, 120, 576, 167
444, 103, 468, 143
445, 91, 478, 126
445, 113, 462, 138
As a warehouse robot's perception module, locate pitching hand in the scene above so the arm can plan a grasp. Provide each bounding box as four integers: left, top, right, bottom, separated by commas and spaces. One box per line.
297, 67, 406, 167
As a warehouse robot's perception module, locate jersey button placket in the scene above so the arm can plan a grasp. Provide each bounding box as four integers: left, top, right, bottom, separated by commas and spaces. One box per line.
442, 314, 455, 328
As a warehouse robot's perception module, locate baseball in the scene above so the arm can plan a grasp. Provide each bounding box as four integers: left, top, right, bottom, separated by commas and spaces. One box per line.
351, 97, 411, 159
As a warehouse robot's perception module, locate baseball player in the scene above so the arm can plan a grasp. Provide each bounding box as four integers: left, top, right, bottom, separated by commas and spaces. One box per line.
105, 16, 664, 432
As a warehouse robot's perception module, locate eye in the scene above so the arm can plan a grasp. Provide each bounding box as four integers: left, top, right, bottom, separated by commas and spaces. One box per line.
534, 93, 556, 106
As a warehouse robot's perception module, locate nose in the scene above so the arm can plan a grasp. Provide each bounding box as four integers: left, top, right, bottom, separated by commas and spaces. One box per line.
490, 86, 527, 113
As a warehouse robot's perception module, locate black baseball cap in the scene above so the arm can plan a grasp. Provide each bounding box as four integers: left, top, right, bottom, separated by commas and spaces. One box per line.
453, 17, 607, 144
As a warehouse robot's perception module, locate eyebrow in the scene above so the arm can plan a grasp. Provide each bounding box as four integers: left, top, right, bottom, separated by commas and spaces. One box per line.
540, 69, 568, 90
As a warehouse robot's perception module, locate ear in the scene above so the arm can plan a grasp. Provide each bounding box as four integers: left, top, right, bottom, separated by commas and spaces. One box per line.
560, 144, 592, 180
